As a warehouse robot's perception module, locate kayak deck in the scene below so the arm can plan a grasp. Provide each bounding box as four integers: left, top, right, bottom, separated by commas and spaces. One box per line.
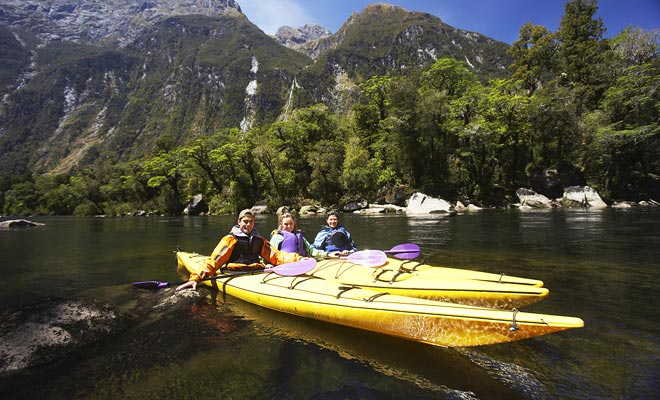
385, 257, 544, 287
312, 258, 548, 309
176, 252, 583, 347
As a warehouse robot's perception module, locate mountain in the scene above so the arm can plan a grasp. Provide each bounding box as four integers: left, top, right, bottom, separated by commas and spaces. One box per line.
272, 23, 332, 55
0, 1, 511, 176
0, 0, 244, 47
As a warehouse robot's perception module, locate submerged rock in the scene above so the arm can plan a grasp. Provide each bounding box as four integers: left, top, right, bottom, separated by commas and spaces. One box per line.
0, 297, 132, 374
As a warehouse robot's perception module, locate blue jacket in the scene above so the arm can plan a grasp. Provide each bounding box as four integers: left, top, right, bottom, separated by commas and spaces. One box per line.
312, 224, 357, 252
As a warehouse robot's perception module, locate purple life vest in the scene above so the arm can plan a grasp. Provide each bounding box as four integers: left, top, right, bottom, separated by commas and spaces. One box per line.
279, 230, 307, 256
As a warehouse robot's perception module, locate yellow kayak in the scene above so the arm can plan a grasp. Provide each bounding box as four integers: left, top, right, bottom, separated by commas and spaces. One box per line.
386, 257, 544, 287
311, 258, 548, 308
176, 252, 583, 347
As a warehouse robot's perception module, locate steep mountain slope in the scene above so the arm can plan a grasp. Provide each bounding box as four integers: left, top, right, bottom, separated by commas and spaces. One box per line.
0, 1, 511, 176
0, 0, 244, 47
0, 14, 312, 174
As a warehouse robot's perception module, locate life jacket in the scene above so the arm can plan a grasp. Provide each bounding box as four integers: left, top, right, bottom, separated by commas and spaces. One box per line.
322, 227, 351, 252
278, 230, 307, 256
228, 233, 263, 265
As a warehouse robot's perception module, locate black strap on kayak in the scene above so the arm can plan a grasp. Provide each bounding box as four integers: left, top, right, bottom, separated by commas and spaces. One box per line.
364, 292, 388, 302
398, 259, 423, 271
388, 265, 414, 283
336, 285, 359, 298
287, 276, 316, 290
372, 268, 394, 282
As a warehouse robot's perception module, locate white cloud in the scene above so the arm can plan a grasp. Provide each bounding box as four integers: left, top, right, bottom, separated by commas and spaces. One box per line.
239, 0, 315, 34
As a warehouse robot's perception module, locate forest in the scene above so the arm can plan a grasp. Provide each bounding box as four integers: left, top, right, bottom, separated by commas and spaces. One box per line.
1, 0, 658, 216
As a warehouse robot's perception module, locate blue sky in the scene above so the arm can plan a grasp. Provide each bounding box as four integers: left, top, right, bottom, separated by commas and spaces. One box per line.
239, 0, 659, 44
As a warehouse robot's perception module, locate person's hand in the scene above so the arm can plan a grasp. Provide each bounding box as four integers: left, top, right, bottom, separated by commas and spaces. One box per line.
340, 250, 350, 256
328, 251, 341, 258
176, 280, 197, 291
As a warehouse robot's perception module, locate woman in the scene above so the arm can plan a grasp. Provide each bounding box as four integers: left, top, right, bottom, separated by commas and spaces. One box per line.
270, 212, 329, 259
312, 210, 357, 256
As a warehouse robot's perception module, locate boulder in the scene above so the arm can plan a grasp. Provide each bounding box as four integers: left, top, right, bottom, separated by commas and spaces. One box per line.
299, 205, 320, 215
0, 219, 45, 229
0, 297, 131, 373
562, 186, 608, 208
343, 200, 368, 212
249, 205, 270, 214
528, 164, 586, 199
182, 194, 209, 216
516, 188, 553, 208
405, 192, 453, 214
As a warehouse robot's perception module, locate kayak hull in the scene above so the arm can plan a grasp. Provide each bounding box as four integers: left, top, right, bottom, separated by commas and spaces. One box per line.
312, 258, 548, 308
176, 252, 583, 347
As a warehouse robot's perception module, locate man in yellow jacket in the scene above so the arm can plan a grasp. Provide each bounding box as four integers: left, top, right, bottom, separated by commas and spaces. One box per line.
177, 209, 301, 291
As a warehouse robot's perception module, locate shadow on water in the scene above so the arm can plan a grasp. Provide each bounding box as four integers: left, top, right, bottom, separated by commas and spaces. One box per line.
1, 282, 538, 400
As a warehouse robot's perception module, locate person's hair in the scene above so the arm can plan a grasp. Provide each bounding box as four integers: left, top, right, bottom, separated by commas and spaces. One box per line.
278, 212, 296, 230
326, 210, 339, 218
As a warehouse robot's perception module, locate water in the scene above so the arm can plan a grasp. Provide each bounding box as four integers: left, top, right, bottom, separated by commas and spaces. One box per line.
1, 209, 659, 399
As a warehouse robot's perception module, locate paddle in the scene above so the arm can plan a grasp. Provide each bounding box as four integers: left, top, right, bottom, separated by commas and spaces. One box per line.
132, 258, 317, 290
384, 243, 421, 260
330, 244, 420, 268
347, 250, 388, 267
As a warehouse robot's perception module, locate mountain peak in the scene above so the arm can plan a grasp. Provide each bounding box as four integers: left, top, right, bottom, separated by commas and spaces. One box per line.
274, 23, 332, 47
0, 0, 244, 47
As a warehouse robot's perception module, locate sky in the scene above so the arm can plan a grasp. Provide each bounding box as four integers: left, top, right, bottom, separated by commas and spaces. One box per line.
238, 0, 659, 44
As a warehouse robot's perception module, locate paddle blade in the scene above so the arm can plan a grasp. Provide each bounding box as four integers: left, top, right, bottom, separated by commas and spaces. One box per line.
348, 250, 388, 267
385, 243, 421, 260
270, 258, 317, 276
132, 280, 170, 289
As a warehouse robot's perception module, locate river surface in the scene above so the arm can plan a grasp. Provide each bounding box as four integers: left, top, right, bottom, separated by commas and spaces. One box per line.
1, 209, 659, 399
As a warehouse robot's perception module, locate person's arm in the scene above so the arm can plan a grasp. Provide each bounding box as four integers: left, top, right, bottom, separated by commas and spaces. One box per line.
269, 232, 284, 250
303, 237, 327, 259
177, 234, 235, 290
346, 230, 358, 252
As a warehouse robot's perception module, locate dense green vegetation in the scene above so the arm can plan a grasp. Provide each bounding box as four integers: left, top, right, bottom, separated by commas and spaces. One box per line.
1, 0, 658, 216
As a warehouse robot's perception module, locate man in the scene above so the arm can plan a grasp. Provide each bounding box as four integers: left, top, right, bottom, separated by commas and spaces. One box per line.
177, 209, 301, 290
312, 210, 357, 256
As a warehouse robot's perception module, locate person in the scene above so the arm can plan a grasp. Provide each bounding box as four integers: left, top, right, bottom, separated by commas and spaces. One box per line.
270, 212, 331, 259
312, 210, 357, 256
177, 209, 302, 291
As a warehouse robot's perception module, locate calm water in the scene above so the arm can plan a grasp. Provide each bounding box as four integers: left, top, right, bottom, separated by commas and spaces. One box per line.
1, 209, 659, 399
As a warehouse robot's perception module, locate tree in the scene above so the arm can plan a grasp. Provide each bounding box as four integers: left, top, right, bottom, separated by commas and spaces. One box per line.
509, 22, 558, 95
557, 0, 612, 111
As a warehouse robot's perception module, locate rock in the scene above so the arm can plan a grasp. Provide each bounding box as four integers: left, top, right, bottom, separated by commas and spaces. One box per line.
405, 192, 453, 214
516, 188, 553, 208
182, 194, 209, 216
562, 186, 608, 208
0, 219, 45, 229
299, 205, 320, 215
249, 205, 271, 214
354, 204, 406, 215
343, 200, 368, 212
0, 297, 132, 373
528, 164, 586, 199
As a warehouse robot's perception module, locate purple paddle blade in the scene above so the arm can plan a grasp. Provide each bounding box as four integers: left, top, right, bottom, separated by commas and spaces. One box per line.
132, 280, 171, 289
385, 243, 421, 260
347, 250, 388, 267
268, 257, 317, 276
